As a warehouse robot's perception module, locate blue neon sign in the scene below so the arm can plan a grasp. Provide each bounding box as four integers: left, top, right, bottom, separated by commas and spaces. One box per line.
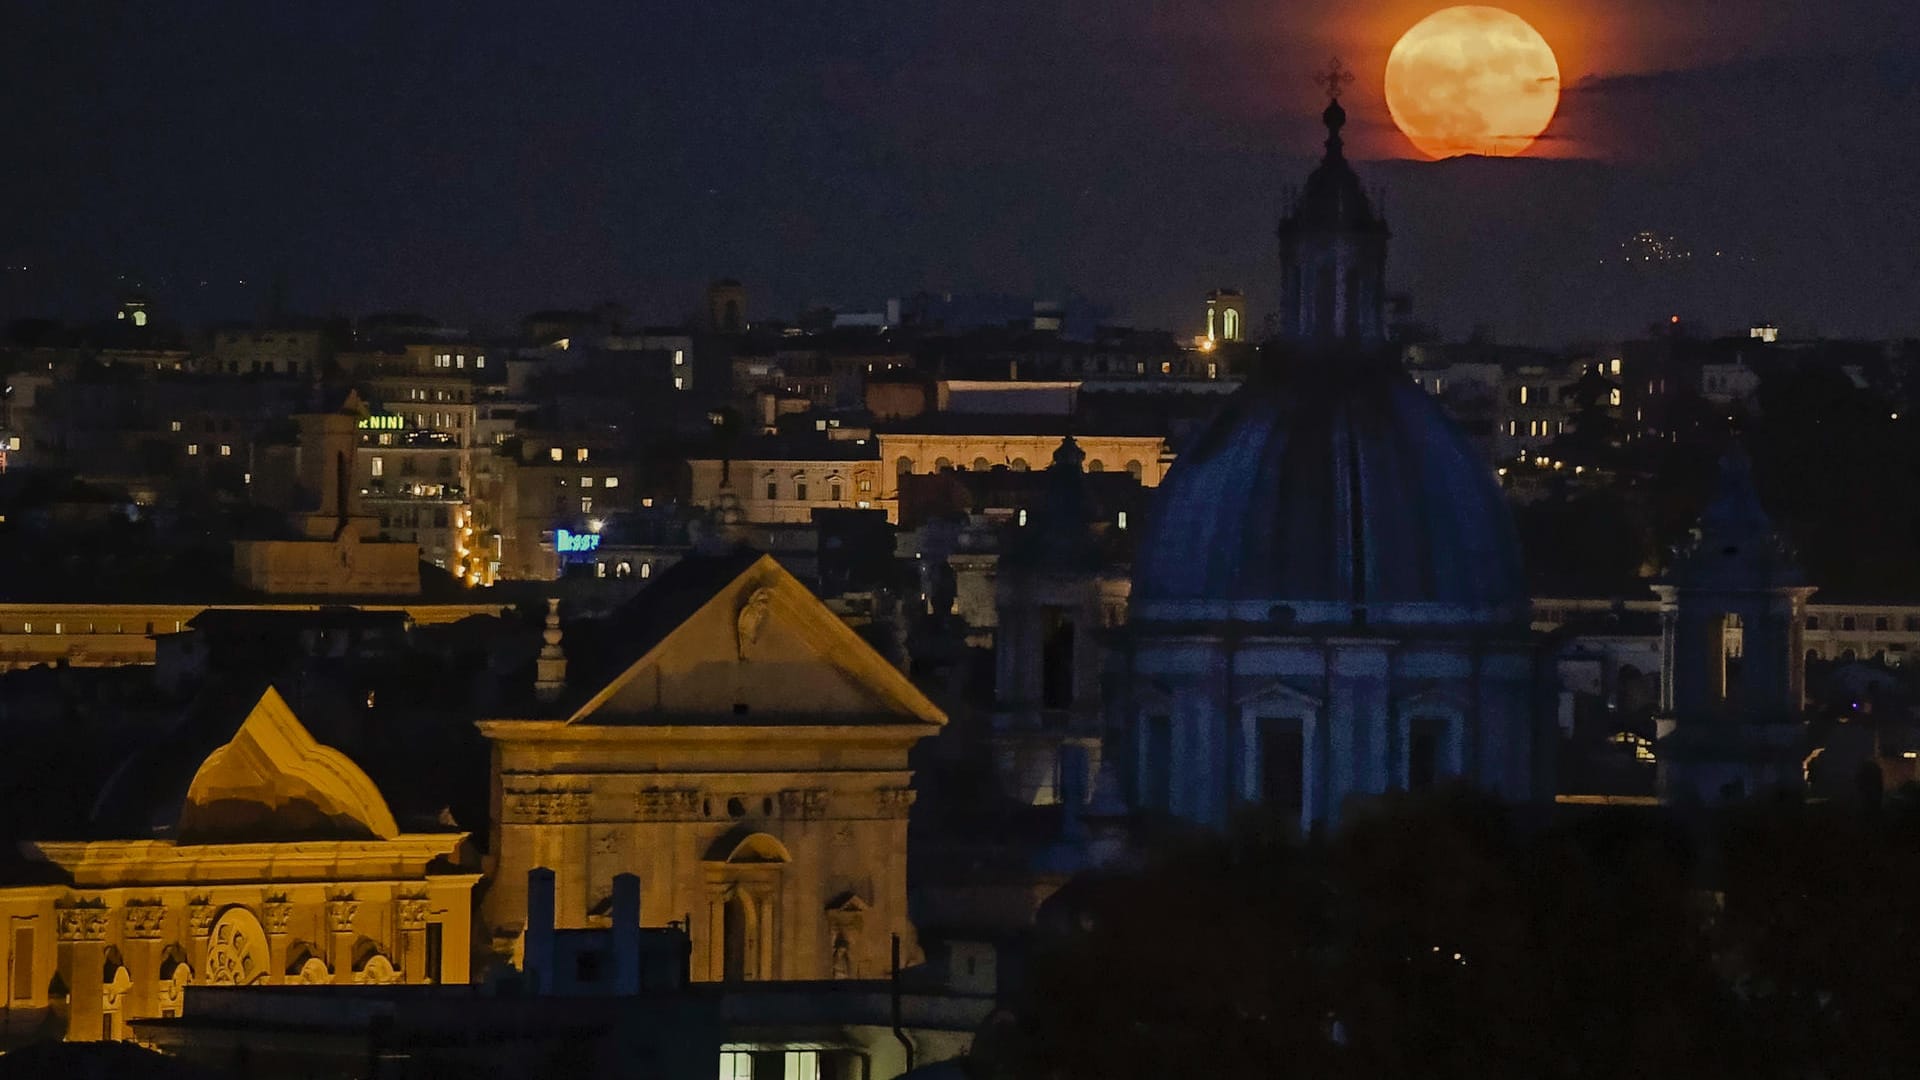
555, 529, 600, 554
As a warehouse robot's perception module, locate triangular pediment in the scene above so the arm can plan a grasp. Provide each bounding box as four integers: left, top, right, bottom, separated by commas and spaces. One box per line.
177, 686, 400, 843
570, 555, 946, 727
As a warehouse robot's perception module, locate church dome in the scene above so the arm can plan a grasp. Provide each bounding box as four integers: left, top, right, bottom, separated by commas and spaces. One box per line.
1133, 359, 1527, 626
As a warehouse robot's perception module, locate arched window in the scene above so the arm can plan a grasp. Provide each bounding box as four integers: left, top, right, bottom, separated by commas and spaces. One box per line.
896, 456, 914, 476
1125, 460, 1144, 481
205, 908, 270, 986
972, 457, 991, 472
1010, 458, 1030, 472
934, 457, 952, 471
1087, 460, 1104, 473
706, 833, 791, 982
1223, 308, 1240, 340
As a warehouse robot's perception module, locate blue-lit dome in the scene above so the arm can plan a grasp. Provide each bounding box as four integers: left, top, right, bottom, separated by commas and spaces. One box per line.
1133, 360, 1528, 626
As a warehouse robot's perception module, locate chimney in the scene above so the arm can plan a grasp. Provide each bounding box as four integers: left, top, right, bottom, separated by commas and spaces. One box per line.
612, 873, 641, 994
525, 867, 556, 995
535, 598, 567, 702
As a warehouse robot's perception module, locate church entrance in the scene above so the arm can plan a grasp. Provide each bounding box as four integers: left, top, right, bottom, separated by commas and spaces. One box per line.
1260, 720, 1305, 816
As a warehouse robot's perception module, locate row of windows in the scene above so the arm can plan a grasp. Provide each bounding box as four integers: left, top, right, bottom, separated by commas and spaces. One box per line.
184, 444, 234, 457
431, 352, 486, 370
909, 456, 1146, 479
548, 447, 591, 463
1806, 613, 1920, 632
595, 560, 653, 579
578, 476, 619, 488
762, 477, 871, 502
3, 620, 184, 634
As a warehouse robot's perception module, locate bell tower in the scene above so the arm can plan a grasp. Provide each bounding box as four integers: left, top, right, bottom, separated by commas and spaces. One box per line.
1277, 58, 1389, 347
1654, 446, 1815, 804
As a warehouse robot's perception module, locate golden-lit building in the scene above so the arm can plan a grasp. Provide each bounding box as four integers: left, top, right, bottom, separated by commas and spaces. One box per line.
0, 686, 480, 1042
877, 429, 1170, 487
478, 553, 946, 984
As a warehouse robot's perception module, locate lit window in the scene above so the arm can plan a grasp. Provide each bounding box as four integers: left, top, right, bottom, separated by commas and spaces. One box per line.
640, 562, 652, 579
581, 476, 594, 488
720, 1052, 754, 1080
186, 444, 199, 456
858, 478, 871, 492
1118, 511, 1129, 529
1507, 420, 1517, 436
549, 448, 563, 462
132, 310, 147, 327
1159, 361, 1171, 375
576, 448, 589, 462
476, 355, 486, 368
1518, 386, 1529, 404
219, 444, 232, 457
674, 349, 686, 366
1207, 362, 1218, 379
856, 500, 871, 508
169, 420, 182, 432
456, 354, 466, 368
784, 1050, 821, 1080
604, 476, 619, 488
369, 456, 385, 478
674, 376, 685, 390
596, 561, 608, 579
580, 497, 593, 514
1018, 508, 1028, 526
1609, 388, 1622, 406
1610, 357, 1622, 375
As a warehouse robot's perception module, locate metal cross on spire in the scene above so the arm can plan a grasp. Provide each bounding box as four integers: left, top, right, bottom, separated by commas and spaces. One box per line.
1313, 56, 1355, 99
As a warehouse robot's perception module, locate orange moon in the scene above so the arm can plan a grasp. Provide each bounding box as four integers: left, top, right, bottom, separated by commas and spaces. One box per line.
1384, 6, 1561, 159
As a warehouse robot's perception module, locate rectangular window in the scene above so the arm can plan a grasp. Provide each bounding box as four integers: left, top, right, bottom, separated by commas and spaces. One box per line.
720, 1052, 754, 1080
580, 497, 593, 514
674, 376, 686, 390
169, 420, 182, 432
767, 481, 778, 500
858, 478, 871, 493
795, 481, 808, 501
576, 448, 590, 462
186, 444, 199, 456
1144, 716, 1172, 812
456, 354, 466, 369
830, 483, 843, 502
581, 476, 594, 488
219, 444, 232, 456
1877, 617, 1891, 631
604, 476, 619, 488
1806, 615, 1820, 630
13, 927, 32, 1000
549, 447, 563, 462
1410, 730, 1439, 789
784, 1050, 821, 1080
1261, 721, 1305, 814
475, 355, 486, 368
370, 456, 384, 477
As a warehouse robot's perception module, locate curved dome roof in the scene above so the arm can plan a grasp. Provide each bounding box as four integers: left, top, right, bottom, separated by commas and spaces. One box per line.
1133, 362, 1527, 626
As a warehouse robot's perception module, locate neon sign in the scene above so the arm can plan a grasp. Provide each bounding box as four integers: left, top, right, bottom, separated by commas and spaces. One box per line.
555, 529, 600, 554
358, 414, 404, 431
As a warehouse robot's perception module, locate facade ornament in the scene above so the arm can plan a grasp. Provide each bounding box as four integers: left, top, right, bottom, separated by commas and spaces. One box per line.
187, 899, 218, 938
777, 788, 830, 818
874, 787, 917, 818
535, 597, 567, 702
736, 587, 773, 659
263, 897, 294, 936
504, 782, 593, 824
634, 787, 702, 820
326, 896, 360, 935
56, 900, 109, 943
397, 897, 430, 932
122, 900, 169, 941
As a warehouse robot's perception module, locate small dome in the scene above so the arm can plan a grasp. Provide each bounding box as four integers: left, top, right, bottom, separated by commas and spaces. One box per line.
1133, 362, 1527, 625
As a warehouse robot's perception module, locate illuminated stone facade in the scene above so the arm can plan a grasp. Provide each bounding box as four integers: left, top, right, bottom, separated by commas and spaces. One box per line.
0, 687, 479, 1041
479, 554, 945, 984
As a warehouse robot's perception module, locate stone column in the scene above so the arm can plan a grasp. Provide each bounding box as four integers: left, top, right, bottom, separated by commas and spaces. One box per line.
185, 901, 217, 978
748, 883, 777, 982
326, 897, 359, 985
120, 901, 168, 1020
262, 899, 293, 985
56, 903, 109, 1041
396, 896, 429, 985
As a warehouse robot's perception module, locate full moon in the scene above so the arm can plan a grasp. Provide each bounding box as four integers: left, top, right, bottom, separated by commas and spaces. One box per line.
1384, 6, 1560, 159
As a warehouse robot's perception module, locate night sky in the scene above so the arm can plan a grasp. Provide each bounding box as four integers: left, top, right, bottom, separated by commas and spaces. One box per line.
4, 0, 1917, 343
